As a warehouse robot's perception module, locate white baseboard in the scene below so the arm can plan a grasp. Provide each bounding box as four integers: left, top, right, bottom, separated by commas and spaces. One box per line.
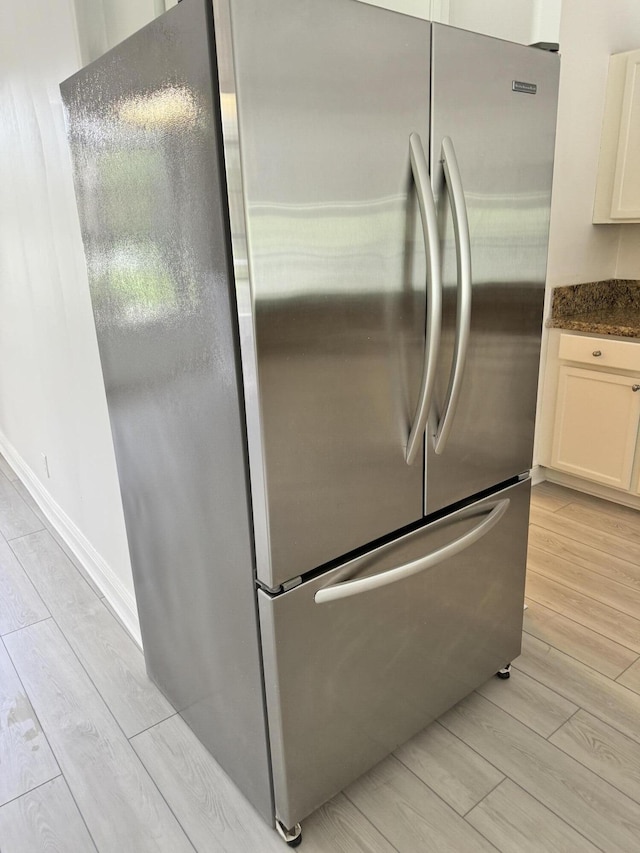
530, 465, 546, 486
0, 432, 141, 647
542, 466, 640, 511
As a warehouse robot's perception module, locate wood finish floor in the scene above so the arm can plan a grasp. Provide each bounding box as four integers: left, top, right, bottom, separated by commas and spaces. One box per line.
0, 461, 639, 852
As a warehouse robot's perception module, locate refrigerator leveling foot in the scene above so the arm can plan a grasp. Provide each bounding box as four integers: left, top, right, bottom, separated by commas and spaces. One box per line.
496, 663, 512, 679
276, 820, 302, 847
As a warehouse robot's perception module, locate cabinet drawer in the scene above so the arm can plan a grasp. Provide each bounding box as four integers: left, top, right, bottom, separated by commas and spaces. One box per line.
559, 332, 640, 372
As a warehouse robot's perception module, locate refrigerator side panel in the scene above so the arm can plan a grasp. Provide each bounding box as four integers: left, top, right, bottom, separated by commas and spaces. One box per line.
226, 0, 432, 588
260, 479, 530, 828
60, 0, 273, 821
427, 27, 559, 513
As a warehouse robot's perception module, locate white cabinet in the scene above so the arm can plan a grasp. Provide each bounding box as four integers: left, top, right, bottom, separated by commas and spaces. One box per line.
550, 332, 640, 493
550, 365, 640, 489
594, 48, 640, 223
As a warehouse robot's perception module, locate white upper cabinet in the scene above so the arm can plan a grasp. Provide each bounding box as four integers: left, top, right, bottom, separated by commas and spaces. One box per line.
594, 48, 640, 223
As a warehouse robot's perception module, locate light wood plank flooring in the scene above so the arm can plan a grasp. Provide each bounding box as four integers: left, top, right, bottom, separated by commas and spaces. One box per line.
0, 461, 639, 852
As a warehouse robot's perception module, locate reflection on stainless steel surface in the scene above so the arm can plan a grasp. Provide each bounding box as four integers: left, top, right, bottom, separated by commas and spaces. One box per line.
260, 479, 530, 828
427, 25, 559, 513
117, 86, 200, 128
226, 0, 431, 588
61, 0, 273, 823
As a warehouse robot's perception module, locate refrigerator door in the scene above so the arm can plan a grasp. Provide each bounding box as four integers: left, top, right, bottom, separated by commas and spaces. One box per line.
219, 0, 433, 588
426, 26, 559, 514
258, 478, 530, 828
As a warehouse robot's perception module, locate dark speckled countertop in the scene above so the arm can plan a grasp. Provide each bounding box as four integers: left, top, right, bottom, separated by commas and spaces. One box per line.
548, 280, 640, 338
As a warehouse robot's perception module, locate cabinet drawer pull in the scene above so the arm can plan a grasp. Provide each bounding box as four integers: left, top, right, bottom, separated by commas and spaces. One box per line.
592, 350, 602, 357
633, 384, 640, 392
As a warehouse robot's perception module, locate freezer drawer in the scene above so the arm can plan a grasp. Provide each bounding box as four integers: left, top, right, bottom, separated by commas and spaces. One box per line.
258, 479, 530, 828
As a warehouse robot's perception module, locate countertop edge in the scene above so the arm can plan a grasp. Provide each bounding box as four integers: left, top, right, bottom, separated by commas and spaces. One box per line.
546, 317, 640, 339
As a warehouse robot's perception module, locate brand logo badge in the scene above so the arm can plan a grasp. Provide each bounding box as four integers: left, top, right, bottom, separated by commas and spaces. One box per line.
512, 80, 537, 95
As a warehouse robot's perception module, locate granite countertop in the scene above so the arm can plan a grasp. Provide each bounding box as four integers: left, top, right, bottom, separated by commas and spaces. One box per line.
547, 280, 640, 338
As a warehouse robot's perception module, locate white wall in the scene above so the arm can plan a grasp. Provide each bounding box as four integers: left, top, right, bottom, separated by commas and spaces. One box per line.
545, 0, 640, 288
617, 219, 640, 278
358, 0, 561, 43
533, 0, 640, 467
355, 1, 449, 21
531, 0, 562, 46
449, 0, 536, 44
73, 0, 176, 65
448, 0, 560, 44
0, 0, 174, 644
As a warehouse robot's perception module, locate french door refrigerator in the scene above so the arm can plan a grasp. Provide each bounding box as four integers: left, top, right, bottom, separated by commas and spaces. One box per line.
61, 0, 559, 841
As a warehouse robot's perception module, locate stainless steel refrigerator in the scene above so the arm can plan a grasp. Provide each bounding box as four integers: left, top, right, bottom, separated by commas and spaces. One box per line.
61, 0, 559, 842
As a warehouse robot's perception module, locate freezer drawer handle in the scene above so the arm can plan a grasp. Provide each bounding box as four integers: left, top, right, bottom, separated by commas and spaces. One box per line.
314, 498, 510, 604
406, 132, 442, 465
434, 136, 472, 456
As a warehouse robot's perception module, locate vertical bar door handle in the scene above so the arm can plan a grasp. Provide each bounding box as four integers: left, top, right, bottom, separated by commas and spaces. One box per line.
434, 136, 472, 455
406, 132, 442, 465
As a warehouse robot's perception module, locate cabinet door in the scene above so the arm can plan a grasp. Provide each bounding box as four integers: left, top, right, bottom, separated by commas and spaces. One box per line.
594, 48, 640, 223
611, 50, 640, 220
551, 366, 640, 489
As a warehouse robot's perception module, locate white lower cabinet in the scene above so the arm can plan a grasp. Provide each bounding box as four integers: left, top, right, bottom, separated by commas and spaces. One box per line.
550, 363, 640, 490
